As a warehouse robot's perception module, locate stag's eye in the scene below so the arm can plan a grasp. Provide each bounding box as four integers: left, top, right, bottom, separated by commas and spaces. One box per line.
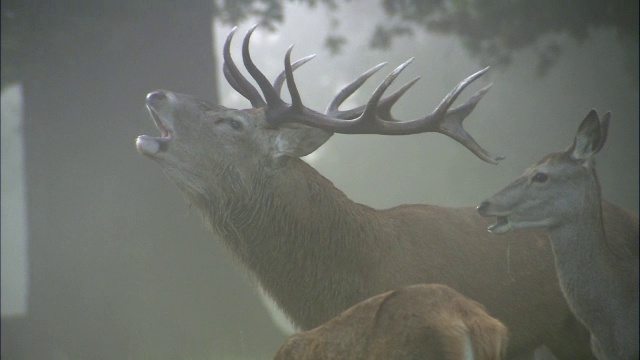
531, 172, 548, 183
229, 119, 243, 130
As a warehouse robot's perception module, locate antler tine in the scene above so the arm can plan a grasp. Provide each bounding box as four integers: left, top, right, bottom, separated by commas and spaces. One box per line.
223, 27, 266, 108
429, 66, 491, 121
326, 62, 387, 116
223, 63, 241, 94
367, 66, 503, 164
373, 77, 420, 121
284, 46, 304, 110
326, 65, 420, 120
431, 83, 504, 164
223, 63, 257, 105
264, 45, 319, 126
242, 25, 287, 110
273, 54, 316, 95
360, 58, 415, 123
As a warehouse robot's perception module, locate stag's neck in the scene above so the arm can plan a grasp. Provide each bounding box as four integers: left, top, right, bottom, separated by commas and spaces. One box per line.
197, 157, 387, 328
546, 179, 625, 340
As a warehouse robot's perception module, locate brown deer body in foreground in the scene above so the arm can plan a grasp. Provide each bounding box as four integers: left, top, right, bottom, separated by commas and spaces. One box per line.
136, 26, 604, 359
478, 111, 639, 360
274, 284, 508, 360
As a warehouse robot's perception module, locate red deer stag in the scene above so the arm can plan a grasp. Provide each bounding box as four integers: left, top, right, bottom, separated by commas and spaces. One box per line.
136, 26, 601, 359
274, 284, 508, 360
478, 110, 639, 360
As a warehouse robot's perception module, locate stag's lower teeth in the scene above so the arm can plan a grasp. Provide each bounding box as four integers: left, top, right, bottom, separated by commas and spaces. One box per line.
487, 216, 511, 234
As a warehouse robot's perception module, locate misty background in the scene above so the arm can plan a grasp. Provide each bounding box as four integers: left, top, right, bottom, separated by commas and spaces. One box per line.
1, 1, 638, 359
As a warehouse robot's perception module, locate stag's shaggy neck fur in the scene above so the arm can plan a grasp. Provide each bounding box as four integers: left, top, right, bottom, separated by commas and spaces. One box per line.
192, 157, 388, 328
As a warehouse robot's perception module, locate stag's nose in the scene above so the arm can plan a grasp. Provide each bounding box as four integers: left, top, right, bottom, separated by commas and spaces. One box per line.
477, 201, 490, 216
146, 91, 168, 104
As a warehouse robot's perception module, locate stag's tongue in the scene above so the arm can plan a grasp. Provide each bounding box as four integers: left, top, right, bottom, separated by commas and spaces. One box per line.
487, 216, 512, 234
136, 102, 174, 156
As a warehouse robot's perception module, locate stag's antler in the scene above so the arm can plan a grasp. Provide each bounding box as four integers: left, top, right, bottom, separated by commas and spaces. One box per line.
223, 25, 503, 164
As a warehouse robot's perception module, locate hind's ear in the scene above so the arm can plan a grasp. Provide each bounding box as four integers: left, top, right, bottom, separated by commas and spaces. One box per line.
593, 111, 610, 153
570, 110, 609, 161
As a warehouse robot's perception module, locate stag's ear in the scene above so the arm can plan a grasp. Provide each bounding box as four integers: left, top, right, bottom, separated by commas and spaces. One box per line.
570, 109, 609, 161
274, 125, 333, 158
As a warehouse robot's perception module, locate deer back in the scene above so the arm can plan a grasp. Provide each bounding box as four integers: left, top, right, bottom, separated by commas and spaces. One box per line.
274, 284, 508, 360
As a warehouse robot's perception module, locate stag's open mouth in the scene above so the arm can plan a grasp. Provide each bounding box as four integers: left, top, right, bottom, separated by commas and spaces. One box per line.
147, 105, 172, 139
136, 104, 173, 156
487, 216, 512, 234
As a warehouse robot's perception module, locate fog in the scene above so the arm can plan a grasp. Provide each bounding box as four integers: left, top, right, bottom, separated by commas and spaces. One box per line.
2, 1, 637, 359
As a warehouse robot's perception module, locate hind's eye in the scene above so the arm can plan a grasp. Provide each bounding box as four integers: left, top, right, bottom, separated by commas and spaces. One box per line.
229, 119, 242, 130
532, 172, 548, 183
